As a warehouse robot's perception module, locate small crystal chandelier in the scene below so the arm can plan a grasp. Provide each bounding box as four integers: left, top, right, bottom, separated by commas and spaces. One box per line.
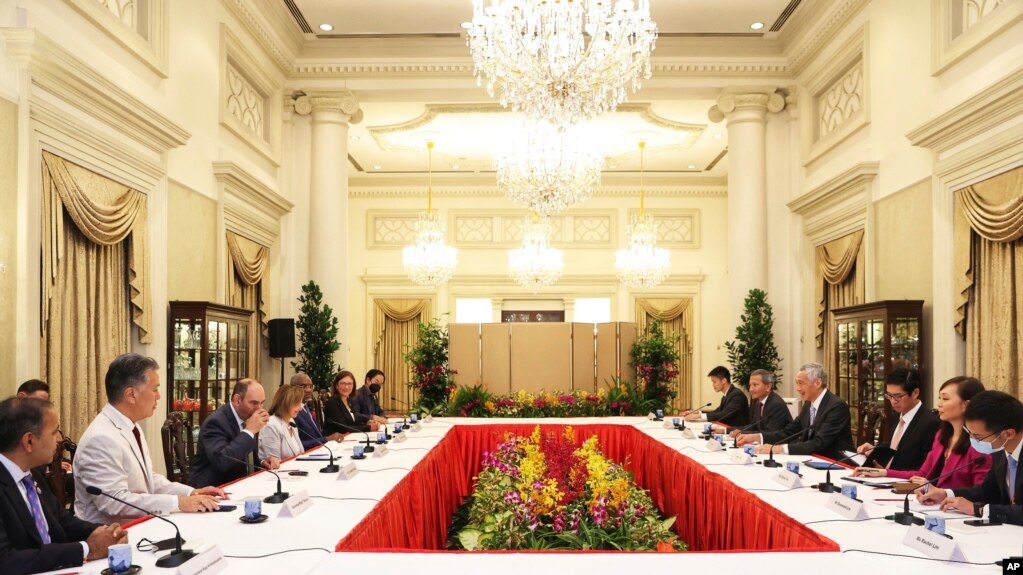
465, 0, 658, 125
508, 214, 564, 291
495, 121, 603, 216
615, 141, 669, 288
402, 142, 457, 287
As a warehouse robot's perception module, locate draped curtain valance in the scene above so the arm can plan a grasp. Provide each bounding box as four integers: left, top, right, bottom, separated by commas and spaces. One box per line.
635, 298, 693, 411
374, 299, 431, 412
814, 229, 864, 347
226, 231, 270, 345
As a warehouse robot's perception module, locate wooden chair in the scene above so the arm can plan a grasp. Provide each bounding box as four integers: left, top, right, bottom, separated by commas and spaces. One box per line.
315, 389, 332, 430
46, 435, 77, 510
161, 411, 190, 484
856, 400, 886, 445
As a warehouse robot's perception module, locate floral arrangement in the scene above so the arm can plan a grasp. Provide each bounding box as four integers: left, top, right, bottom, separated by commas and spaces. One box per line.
453, 426, 686, 551
404, 319, 457, 414
449, 378, 657, 418
631, 320, 682, 413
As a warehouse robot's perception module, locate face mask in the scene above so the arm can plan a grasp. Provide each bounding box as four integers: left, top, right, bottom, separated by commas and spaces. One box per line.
369, 383, 381, 394
969, 433, 1005, 455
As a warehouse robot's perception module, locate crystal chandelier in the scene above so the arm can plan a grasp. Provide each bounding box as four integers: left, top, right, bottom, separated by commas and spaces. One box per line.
615, 141, 669, 288
402, 142, 457, 287
508, 214, 564, 291
465, 0, 658, 125
495, 121, 603, 216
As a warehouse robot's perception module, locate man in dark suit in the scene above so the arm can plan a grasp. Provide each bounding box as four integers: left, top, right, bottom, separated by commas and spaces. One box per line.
188, 379, 280, 488
290, 373, 342, 450
738, 362, 854, 460
0, 397, 125, 575
918, 390, 1023, 526
726, 369, 792, 436
687, 366, 749, 428
352, 369, 388, 426
857, 368, 939, 470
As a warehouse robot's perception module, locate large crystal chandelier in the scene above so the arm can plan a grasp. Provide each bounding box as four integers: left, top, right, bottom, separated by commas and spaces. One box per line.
402, 142, 457, 286
615, 141, 669, 288
465, 0, 658, 125
495, 121, 603, 216
508, 214, 564, 291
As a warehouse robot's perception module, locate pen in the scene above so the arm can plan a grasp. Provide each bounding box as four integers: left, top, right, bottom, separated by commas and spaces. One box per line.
874, 498, 907, 502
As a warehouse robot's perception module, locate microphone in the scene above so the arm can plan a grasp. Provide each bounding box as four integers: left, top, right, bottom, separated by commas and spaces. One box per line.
85, 486, 195, 568
678, 402, 712, 431
219, 452, 289, 504
815, 444, 886, 493
757, 427, 806, 468
391, 396, 411, 429
291, 421, 340, 473
326, 418, 376, 453
887, 455, 986, 526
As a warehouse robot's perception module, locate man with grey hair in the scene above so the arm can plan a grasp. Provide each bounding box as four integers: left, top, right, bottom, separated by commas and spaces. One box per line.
721, 369, 792, 437
290, 372, 343, 449
75, 353, 225, 524
737, 362, 853, 460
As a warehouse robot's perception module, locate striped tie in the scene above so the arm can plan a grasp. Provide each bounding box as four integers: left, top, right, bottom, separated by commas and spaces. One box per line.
20, 475, 50, 544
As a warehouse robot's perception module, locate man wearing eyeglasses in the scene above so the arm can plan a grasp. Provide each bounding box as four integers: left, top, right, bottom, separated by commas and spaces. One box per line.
917, 390, 1022, 526
856, 368, 939, 471
290, 373, 343, 450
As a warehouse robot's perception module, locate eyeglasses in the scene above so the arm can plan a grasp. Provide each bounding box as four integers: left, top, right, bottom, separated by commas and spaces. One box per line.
884, 392, 909, 401
962, 424, 1000, 442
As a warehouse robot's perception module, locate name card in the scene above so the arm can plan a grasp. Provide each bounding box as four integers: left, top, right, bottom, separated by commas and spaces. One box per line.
729, 450, 753, 465
662, 420, 675, 429
411, 422, 423, 432
374, 444, 390, 457
393, 431, 408, 443
704, 439, 723, 452
773, 469, 803, 489
278, 489, 312, 518
825, 492, 867, 520
336, 462, 359, 481
176, 545, 226, 575
424, 415, 433, 423
680, 428, 697, 440
903, 524, 966, 561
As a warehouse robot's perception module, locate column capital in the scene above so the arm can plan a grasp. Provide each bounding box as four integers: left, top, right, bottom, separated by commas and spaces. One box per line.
293, 90, 363, 123
708, 89, 786, 123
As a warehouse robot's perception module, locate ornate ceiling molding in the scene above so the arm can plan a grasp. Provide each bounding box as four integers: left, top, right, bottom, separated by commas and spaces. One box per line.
220, 0, 296, 75
786, 0, 870, 75
349, 187, 727, 199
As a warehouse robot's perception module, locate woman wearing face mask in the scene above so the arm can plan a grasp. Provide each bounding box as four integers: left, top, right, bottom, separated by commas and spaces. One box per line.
353, 369, 388, 425
851, 376, 991, 488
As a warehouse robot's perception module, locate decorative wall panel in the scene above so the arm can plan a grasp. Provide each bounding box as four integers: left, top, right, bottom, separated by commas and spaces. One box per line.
65, 0, 168, 76
629, 209, 700, 248
803, 25, 869, 165
219, 25, 280, 164
817, 62, 863, 140
368, 212, 419, 246
932, 0, 1023, 74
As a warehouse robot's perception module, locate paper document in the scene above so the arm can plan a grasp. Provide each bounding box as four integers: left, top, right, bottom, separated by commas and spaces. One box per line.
841, 451, 867, 466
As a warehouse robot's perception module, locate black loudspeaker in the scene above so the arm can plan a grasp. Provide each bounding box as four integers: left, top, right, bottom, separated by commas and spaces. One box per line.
268, 318, 296, 358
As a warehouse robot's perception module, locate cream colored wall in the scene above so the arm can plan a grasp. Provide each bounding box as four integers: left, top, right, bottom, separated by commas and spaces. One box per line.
167, 181, 218, 301
0, 97, 16, 396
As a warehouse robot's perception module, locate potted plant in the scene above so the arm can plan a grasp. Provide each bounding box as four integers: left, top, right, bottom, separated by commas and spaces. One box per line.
404, 319, 457, 414
630, 320, 681, 413
725, 288, 783, 390
291, 281, 341, 391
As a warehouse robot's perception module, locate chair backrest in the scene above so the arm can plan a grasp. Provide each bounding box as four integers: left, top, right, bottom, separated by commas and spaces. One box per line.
161, 411, 190, 484
47, 435, 77, 509
315, 389, 332, 430
857, 400, 886, 445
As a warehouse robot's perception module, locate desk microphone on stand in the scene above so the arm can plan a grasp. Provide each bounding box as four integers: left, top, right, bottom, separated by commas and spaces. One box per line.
757, 428, 806, 468
220, 453, 289, 504
887, 455, 986, 526
85, 486, 195, 568
292, 421, 340, 473
327, 419, 376, 453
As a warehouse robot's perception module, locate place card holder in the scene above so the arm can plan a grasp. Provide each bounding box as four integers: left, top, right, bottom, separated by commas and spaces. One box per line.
336, 462, 359, 481
773, 468, 803, 489
374, 444, 390, 457
176, 545, 225, 575
825, 492, 867, 520
902, 524, 965, 561
278, 490, 312, 518
729, 450, 753, 465
704, 439, 723, 452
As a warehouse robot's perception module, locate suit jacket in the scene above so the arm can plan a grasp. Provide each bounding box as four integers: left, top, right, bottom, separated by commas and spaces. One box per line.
74, 404, 193, 524
887, 431, 991, 489
187, 404, 258, 488
0, 464, 99, 575
323, 395, 371, 436
258, 416, 305, 462
294, 405, 325, 450
351, 386, 385, 419
763, 389, 854, 460
954, 450, 1023, 526
883, 405, 940, 471
736, 392, 793, 436
704, 385, 749, 428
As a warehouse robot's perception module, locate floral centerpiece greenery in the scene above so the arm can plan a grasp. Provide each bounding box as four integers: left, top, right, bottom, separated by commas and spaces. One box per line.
448, 378, 655, 418
630, 320, 681, 413
403, 319, 457, 414
453, 426, 686, 551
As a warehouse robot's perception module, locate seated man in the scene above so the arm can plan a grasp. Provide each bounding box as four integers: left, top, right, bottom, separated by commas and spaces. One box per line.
688, 366, 748, 428
16, 380, 50, 400
917, 390, 1022, 526
857, 368, 939, 470
737, 362, 854, 461
290, 372, 342, 450
352, 369, 388, 425
723, 369, 792, 437
0, 397, 126, 575
75, 354, 224, 523
188, 379, 280, 488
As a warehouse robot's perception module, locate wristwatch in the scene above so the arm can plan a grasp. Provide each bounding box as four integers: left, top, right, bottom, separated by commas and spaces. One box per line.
974, 503, 985, 518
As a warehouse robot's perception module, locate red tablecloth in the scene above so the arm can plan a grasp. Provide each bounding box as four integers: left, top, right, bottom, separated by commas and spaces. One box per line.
336, 424, 839, 553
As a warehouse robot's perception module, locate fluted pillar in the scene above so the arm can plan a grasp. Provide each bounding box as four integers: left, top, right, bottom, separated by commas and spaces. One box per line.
709, 90, 786, 327
293, 90, 361, 367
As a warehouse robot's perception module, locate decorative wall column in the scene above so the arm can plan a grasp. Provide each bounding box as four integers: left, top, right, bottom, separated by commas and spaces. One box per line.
709, 90, 786, 327
293, 90, 361, 367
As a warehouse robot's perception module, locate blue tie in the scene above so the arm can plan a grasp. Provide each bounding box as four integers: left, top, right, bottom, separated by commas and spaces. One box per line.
20, 475, 50, 544
1008, 456, 1018, 503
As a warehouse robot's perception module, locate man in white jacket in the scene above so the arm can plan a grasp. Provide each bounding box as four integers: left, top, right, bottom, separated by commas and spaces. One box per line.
74, 354, 225, 524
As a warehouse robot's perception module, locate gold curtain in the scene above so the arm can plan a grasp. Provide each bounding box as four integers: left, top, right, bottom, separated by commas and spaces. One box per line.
41, 152, 146, 439
815, 229, 865, 352
635, 298, 693, 411
373, 299, 430, 412
954, 166, 1023, 395
226, 231, 270, 349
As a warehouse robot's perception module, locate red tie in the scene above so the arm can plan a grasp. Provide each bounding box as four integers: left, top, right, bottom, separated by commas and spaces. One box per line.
759, 402, 765, 419
132, 426, 146, 464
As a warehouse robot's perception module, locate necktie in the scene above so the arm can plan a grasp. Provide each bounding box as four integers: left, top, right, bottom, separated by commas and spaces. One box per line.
132, 425, 146, 464
1008, 456, 1018, 503
809, 405, 817, 427
20, 475, 50, 544
890, 417, 907, 450
242, 421, 254, 472
759, 401, 765, 420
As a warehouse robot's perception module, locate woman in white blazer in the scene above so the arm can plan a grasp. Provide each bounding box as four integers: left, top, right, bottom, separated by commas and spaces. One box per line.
259, 385, 306, 462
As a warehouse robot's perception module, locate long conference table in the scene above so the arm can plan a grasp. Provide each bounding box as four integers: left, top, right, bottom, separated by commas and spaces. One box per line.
40, 417, 1021, 575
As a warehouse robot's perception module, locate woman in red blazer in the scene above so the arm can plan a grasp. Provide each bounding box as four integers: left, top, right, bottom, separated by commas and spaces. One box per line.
853, 376, 990, 488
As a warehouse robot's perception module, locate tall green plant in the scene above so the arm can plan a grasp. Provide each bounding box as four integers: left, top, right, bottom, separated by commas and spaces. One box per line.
291, 281, 340, 391
404, 319, 456, 414
725, 288, 782, 390
630, 320, 681, 412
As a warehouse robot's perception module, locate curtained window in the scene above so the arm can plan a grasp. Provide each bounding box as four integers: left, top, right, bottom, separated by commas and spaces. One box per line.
634, 298, 693, 410
40, 151, 152, 440
226, 231, 269, 377
954, 166, 1023, 396
816, 230, 865, 377
373, 299, 431, 413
